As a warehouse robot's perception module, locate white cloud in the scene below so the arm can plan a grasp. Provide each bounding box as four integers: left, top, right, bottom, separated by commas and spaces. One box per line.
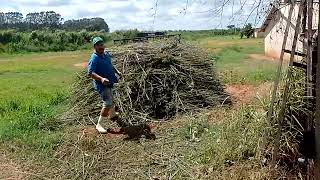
0, 0, 270, 31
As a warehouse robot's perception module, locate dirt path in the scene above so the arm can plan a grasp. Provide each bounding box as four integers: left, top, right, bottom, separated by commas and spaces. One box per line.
223, 53, 275, 106
248, 53, 290, 64
226, 82, 271, 106
0, 152, 24, 180
74, 62, 87, 68
248, 54, 276, 62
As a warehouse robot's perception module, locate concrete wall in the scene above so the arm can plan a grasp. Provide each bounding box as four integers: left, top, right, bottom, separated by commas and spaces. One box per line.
254, 28, 265, 38
264, 3, 319, 60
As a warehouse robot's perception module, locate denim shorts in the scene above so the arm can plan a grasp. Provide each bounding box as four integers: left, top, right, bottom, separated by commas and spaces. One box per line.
100, 88, 114, 108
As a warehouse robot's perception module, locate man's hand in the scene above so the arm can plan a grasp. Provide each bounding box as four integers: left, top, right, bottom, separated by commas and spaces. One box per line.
90, 73, 109, 85
101, 78, 109, 86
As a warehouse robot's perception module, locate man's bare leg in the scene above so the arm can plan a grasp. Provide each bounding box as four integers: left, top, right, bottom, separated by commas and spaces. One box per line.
96, 107, 111, 133
101, 107, 111, 117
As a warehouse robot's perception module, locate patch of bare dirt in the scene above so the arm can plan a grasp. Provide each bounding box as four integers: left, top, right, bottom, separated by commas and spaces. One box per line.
74, 62, 87, 68
248, 54, 277, 62
226, 85, 255, 105
0, 152, 24, 180
226, 83, 271, 106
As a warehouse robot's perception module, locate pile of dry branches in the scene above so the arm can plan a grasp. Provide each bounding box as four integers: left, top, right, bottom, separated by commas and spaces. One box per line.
64, 40, 228, 126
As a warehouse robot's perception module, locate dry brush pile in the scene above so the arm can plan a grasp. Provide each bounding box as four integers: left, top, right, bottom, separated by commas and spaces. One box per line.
63, 40, 229, 127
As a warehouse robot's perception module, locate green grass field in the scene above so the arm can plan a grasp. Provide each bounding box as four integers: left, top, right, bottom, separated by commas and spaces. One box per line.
0, 36, 278, 179
198, 36, 276, 85
0, 51, 89, 150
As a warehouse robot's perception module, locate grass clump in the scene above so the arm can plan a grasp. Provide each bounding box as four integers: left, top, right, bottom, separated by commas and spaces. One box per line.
183, 107, 267, 167
266, 67, 314, 176
0, 93, 66, 146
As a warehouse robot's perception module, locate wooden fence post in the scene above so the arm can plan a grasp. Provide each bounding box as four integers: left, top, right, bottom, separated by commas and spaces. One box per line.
315, 4, 320, 178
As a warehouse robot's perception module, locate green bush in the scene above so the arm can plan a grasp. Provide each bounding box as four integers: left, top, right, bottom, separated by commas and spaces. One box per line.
240, 23, 254, 38
172, 29, 241, 41
0, 30, 100, 53
0, 29, 242, 53
0, 30, 15, 44
0, 29, 145, 53
0, 43, 6, 53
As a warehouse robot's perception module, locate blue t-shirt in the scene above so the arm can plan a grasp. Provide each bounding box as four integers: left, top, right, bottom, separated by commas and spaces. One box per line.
87, 52, 118, 94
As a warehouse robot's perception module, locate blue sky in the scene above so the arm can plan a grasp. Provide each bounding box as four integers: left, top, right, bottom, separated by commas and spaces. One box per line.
0, 0, 270, 31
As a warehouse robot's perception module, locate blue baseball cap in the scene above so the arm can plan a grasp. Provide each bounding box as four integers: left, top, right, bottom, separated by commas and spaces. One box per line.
92, 36, 104, 46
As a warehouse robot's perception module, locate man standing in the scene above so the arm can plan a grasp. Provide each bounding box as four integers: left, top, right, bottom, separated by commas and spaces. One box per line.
87, 37, 122, 133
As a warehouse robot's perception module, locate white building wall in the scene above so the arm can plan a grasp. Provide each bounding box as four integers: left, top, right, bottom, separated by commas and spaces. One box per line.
254, 28, 265, 38
264, 4, 319, 60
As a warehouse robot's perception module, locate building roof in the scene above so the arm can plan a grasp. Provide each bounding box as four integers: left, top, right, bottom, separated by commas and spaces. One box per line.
260, 6, 278, 32
260, 1, 320, 32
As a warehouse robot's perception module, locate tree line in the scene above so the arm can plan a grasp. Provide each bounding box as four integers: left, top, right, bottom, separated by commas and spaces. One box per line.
0, 29, 140, 53
0, 11, 109, 32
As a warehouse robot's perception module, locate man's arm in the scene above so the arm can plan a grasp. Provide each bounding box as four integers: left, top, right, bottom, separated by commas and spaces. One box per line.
90, 73, 109, 86
90, 72, 105, 81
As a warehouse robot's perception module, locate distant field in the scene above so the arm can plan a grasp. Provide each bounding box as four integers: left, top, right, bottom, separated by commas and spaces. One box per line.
198, 36, 277, 85
199, 36, 263, 53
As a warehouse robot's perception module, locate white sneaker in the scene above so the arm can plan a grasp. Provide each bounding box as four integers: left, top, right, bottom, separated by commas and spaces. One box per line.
96, 123, 108, 134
